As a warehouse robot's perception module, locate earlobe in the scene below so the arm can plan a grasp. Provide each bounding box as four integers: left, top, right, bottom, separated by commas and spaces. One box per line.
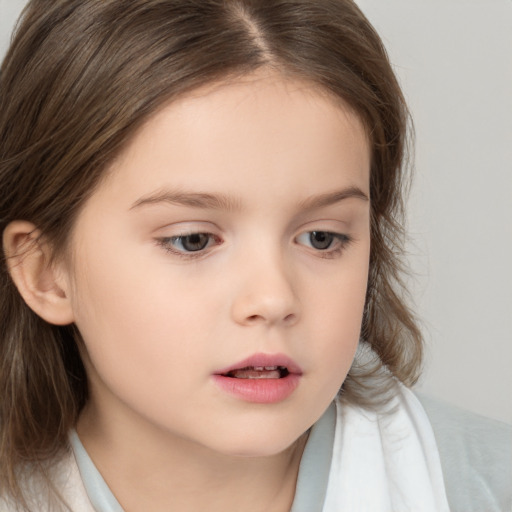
3, 220, 75, 325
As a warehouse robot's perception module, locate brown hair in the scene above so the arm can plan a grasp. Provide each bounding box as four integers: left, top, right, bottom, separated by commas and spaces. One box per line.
0, 0, 421, 507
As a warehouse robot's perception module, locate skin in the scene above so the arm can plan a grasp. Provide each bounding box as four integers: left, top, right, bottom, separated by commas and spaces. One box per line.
6, 71, 371, 511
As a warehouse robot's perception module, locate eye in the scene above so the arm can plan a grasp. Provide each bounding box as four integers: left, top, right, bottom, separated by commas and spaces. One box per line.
295, 231, 351, 256
156, 233, 220, 256
307, 231, 334, 250
173, 233, 211, 252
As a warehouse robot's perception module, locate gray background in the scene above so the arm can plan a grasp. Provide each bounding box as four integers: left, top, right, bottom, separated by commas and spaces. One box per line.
1, 0, 511, 424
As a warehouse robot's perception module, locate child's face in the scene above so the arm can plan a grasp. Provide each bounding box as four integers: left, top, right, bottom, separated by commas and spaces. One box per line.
65, 72, 370, 456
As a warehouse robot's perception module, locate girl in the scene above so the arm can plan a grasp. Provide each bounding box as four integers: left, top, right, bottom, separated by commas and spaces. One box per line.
0, 1, 507, 511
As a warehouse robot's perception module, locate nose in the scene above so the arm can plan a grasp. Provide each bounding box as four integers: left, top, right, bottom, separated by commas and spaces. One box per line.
230, 249, 300, 327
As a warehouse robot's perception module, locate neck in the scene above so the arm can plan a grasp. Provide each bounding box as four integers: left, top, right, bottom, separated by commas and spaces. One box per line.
77, 401, 308, 512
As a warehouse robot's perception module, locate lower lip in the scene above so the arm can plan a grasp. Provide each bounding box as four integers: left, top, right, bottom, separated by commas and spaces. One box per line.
212, 374, 301, 403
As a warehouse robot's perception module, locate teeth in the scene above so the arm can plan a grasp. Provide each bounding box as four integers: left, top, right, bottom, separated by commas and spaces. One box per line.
228, 367, 282, 379
246, 371, 280, 379
223, 365, 289, 379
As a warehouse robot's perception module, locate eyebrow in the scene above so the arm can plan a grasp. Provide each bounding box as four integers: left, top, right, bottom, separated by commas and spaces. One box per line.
130, 186, 369, 212
298, 186, 369, 210
130, 190, 242, 212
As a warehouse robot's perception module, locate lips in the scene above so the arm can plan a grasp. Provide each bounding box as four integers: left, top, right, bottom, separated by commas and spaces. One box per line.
212, 353, 302, 403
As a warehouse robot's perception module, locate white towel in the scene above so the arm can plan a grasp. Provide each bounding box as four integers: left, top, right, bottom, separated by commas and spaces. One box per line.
323, 384, 450, 511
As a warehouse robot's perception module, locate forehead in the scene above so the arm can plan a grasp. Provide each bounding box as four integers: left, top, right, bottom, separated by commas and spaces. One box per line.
99, 71, 370, 204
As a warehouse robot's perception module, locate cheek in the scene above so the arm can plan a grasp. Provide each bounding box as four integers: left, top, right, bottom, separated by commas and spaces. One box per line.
312, 242, 369, 327
70, 262, 219, 425
70, 241, 231, 372
68, 244, 206, 379
302, 248, 369, 379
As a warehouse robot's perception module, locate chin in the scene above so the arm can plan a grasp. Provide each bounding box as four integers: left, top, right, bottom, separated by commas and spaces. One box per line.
201, 421, 310, 459
220, 438, 304, 459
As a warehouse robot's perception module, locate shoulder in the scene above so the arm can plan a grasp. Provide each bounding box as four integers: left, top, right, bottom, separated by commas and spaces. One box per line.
417, 393, 512, 512
1, 448, 95, 512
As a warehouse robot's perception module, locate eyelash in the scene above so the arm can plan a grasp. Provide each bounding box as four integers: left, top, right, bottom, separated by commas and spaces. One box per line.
155, 231, 352, 260
296, 231, 353, 259
156, 233, 221, 260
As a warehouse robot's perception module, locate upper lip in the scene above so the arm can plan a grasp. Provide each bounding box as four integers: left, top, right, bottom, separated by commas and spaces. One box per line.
214, 353, 303, 376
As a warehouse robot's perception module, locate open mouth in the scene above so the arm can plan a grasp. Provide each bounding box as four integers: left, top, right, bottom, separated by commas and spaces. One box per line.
223, 366, 290, 379
213, 354, 301, 402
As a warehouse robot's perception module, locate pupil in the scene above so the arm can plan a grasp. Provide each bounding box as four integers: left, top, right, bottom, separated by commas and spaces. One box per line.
182, 234, 209, 251
310, 231, 333, 250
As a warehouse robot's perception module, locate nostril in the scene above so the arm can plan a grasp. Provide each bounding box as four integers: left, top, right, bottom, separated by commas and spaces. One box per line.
231, 293, 300, 326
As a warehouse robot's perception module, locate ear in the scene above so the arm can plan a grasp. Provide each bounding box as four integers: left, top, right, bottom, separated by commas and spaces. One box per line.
3, 220, 75, 325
